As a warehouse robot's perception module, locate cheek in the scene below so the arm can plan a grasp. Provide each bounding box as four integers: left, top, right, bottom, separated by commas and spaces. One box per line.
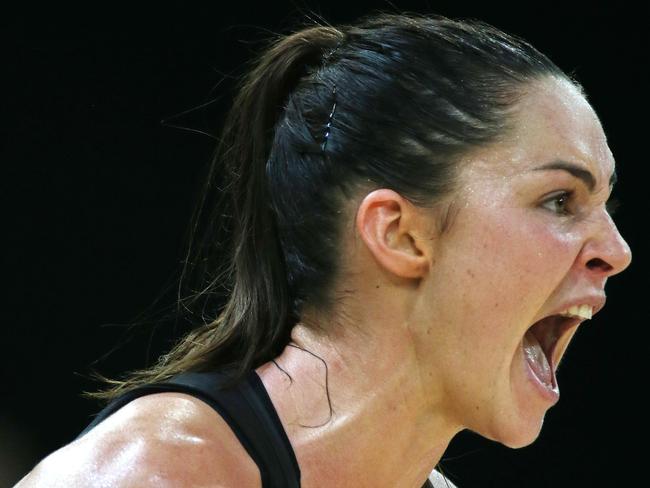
445, 210, 578, 320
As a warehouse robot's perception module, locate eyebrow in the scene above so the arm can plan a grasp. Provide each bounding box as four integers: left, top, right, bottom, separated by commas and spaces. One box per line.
532, 160, 617, 192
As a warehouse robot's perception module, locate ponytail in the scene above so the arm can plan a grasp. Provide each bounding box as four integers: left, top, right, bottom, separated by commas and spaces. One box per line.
83, 24, 346, 402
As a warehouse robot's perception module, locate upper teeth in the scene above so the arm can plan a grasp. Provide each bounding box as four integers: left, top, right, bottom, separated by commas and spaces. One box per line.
559, 304, 593, 320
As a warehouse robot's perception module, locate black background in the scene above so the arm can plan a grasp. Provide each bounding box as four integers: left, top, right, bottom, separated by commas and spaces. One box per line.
2, 2, 647, 487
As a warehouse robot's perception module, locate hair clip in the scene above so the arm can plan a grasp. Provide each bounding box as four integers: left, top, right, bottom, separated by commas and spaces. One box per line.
321, 84, 337, 153
322, 39, 344, 67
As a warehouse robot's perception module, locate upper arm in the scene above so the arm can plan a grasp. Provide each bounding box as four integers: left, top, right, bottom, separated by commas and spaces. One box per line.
14, 428, 189, 488
14, 393, 261, 488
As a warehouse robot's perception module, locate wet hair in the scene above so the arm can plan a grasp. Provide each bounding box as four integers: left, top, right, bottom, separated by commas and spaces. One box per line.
83, 11, 582, 402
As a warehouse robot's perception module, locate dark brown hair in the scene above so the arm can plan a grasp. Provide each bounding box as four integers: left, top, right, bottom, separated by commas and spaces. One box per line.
82, 11, 581, 403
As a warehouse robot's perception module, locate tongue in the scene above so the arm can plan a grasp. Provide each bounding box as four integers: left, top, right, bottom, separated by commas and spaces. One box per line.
523, 329, 554, 389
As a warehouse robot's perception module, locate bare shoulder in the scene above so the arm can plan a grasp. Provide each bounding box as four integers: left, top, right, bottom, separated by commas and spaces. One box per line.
14, 392, 261, 488
429, 468, 459, 488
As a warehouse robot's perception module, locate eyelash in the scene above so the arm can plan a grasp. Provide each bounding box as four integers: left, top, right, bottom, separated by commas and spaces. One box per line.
606, 196, 621, 216
542, 191, 621, 216
542, 191, 574, 216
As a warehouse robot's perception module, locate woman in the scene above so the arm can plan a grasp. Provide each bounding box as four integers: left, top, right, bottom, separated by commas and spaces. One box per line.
15, 11, 631, 488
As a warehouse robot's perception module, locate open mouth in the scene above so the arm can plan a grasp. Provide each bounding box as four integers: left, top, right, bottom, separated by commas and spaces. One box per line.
524, 312, 586, 389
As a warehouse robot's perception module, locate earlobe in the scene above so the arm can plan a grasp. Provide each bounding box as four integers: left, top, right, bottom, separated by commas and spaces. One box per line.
355, 189, 432, 279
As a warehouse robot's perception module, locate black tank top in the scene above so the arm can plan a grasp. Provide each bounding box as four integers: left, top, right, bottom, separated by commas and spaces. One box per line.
75, 367, 301, 488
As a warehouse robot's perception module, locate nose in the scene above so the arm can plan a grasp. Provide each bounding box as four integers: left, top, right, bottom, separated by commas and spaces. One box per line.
578, 211, 632, 280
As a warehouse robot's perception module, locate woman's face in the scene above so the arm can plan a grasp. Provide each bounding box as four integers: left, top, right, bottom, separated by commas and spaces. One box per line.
418, 77, 632, 447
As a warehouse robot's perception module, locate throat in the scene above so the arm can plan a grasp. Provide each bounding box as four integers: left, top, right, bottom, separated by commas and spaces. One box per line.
255, 335, 459, 488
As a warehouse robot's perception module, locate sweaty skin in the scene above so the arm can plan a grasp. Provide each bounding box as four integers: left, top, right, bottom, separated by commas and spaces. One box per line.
256, 76, 631, 488
13, 77, 631, 488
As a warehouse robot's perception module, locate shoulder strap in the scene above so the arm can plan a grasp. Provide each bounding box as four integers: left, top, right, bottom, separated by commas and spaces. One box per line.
76, 368, 300, 488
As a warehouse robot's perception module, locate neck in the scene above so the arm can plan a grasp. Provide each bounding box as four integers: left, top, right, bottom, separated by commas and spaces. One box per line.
256, 322, 462, 488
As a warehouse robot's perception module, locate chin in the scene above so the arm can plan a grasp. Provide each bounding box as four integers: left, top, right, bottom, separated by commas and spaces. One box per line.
478, 414, 546, 449
500, 432, 540, 449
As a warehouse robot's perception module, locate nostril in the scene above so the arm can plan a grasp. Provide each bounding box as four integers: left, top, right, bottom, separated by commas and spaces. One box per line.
586, 257, 613, 272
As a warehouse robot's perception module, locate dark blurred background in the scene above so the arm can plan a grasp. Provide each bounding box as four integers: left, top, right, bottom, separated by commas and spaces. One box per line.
2, 2, 647, 487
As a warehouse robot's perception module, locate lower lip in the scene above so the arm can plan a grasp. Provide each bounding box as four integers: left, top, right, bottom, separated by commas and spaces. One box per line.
522, 342, 560, 405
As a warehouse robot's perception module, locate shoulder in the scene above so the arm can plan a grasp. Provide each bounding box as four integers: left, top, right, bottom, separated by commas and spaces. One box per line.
15, 392, 261, 488
429, 468, 459, 488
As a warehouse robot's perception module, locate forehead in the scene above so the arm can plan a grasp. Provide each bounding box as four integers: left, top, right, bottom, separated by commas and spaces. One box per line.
460, 77, 615, 185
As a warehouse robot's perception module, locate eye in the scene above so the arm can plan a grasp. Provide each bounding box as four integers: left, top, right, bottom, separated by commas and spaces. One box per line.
541, 191, 573, 215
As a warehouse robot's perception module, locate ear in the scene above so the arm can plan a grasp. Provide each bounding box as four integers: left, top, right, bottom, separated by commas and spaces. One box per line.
355, 189, 434, 279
